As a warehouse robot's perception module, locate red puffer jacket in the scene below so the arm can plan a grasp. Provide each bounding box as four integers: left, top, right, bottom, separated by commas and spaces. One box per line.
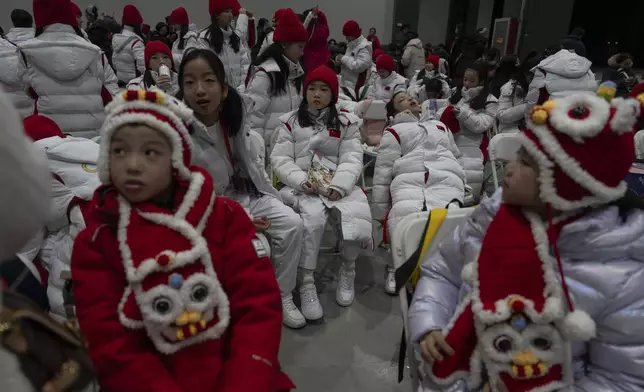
303, 11, 331, 72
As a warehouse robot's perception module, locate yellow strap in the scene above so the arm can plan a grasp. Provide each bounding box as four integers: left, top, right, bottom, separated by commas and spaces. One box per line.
411, 208, 448, 287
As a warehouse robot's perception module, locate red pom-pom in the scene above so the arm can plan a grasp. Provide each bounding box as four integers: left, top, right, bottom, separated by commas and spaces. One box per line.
146, 91, 158, 103
126, 90, 139, 101
156, 253, 172, 267
511, 299, 525, 313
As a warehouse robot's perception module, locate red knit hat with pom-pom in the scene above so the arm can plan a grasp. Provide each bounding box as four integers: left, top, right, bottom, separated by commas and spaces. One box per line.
23, 114, 66, 141
122, 4, 143, 26
375, 54, 395, 73
520, 93, 638, 211
32, 0, 77, 28
426, 54, 440, 69
304, 66, 339, 103
273, 9, 308, 43
144, 41, 174, 70
209, 0, 236, 17
372, 49, 384, 62
169, 7, 189, 25
273, 8, 291, 23
342, 20, 361, 37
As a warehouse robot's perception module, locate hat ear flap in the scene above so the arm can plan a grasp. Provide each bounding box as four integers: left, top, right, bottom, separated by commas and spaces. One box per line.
430, 298, 478, 386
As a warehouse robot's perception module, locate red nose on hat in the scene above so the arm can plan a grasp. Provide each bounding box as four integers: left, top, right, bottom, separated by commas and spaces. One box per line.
145, 41, 174, 70
32, 0, 78, 28
23, 114, 66, 141
520, 93, 637, 211
304, 65, 339, 103
372, 49, 384, 61
273, 9, 308, 43
209, 0, 236, 17
427, 54, 440, 69
343, 20, 361, 38
122, 4, 143, 26
169, 7, 190, 25
376, 54, 395, 73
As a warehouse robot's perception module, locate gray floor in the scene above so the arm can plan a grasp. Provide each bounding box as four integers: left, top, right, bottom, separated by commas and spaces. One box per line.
279, 235, 413, 391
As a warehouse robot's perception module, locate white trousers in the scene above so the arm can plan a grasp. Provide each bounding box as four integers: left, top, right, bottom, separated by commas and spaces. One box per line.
285, 192, 362, 270
246, 195, 304, 296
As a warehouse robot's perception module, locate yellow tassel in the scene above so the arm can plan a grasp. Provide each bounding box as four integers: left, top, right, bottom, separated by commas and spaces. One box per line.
532, 109, 549, 125
200, 320, 207, 328
537, 363, 547, 375
189, 324, 198, 336
511, 365, 519, 376
176, 329, 184, 341
137, 90, 146, 101
523, 365, 534, 377
541, 99, 557, 111
156, 93, 165, 105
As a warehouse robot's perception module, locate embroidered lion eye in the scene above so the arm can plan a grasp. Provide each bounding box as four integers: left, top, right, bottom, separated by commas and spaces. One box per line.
493, 335, 514, 353
153, 297, 173, 315
191, 284, 209, 302
532, 337, 552, 350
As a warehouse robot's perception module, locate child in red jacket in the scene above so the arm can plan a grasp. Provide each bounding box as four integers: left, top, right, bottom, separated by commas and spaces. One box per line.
71, 89, 293, 392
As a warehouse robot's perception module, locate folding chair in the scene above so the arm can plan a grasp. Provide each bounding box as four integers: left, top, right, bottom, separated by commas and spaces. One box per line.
390, 207, 474, 391
488, 131, 521, 190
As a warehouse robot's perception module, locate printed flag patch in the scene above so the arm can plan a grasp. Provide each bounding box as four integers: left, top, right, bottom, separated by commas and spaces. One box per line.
252, 238, 269, 258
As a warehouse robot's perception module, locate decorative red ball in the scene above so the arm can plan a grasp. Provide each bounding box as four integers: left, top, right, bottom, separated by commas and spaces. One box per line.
156, 254, 172, 267
511, 299, 525, 313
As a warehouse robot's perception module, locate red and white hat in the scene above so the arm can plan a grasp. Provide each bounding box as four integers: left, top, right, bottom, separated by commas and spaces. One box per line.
519, 93, 638, 211
32, 0, 77, 28
431, 205, 594, 391
144, 40, 175, 70
97, 89, 195, 185
273, 8, 308, 43
209, 0, 236, 17
375, 54, 395, 73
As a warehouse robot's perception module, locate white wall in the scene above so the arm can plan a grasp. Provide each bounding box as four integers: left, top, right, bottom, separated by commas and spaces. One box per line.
1, 0, 395, 44
417, 0, 451, 46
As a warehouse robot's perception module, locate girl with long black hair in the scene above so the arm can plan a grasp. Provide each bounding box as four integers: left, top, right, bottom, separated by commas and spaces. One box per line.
497, 52, 540, 133
168, 7, 199, 66
185, 0, 250, 89
244, 9, 306, 150
179, 49, 306, 330
271, 65, 373, 325
111, 4, 145, 86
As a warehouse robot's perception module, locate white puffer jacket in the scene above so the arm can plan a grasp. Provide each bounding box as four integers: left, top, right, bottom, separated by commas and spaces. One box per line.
171, 30, 199, 66
401, 38, 425, 79
111, 26, 145, 84
234, 13, 251, 47
5, 27, 35, 44
187, 27, 251, 90
245, 57, 304, 147
0, 39, 33, 118
271, 109, 372, 242
258, 31, 274, 57
126, 71, 180, 97
34, 136, 100, 320
497, 80, 527, 133
526, 49, 597, 113
360, 71, 407, 101
18, 24, 118, 138
372, 113, 465, 231
339, 36, 372, 91
450, 88, 498, 195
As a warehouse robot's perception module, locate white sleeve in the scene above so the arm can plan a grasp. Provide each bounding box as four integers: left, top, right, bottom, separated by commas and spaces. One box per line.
0, 90, 51, 260
372, 130, 401, 220
329, 119, 363, 196
235, 14, 249, 42
270, 122, 308, 190
341, 47, 372, 74
131, 39, 146, 75
457, 99, 499, 134
245, 71, 272, 134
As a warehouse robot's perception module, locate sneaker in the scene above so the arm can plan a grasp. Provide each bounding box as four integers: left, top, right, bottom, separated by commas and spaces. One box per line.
336, 267, 356, 307
299, 283, 323, 321
384, 266, 397, 295
282, 294, 306, 329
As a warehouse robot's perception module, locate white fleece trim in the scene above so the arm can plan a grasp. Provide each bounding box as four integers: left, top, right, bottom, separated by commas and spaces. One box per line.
547, 94, 610, 143
610, 98, 641, 134
174, 171, 205, 220
98, 112, 192, 183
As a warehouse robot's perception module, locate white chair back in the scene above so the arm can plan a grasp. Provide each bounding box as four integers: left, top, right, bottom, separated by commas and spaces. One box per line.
390, 207, 474, 391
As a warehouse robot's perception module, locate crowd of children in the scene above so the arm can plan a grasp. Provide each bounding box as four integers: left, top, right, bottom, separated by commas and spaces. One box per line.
0, 0, 644, 391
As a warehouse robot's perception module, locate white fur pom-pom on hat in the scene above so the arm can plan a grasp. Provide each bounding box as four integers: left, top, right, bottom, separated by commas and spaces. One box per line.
561, 309, 596, 341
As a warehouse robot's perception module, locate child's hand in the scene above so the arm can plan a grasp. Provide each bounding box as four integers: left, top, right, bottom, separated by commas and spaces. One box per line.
327, 189, 342, 201
420, 330, 455, 363
156, 74, 172, 91
302, 181, 318, 195
253, 216, 271, 231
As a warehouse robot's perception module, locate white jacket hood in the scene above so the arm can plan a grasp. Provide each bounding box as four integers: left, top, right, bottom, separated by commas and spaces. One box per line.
538, 49, 592, 78
406, 38, 423, 49
19, 24, 100, 82
35, 136, 100, 164
6, 27, 35, 44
